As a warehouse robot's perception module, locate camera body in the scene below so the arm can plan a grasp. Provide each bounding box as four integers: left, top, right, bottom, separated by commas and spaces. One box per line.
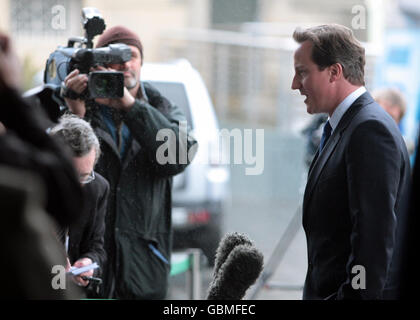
44, 7, 131, 101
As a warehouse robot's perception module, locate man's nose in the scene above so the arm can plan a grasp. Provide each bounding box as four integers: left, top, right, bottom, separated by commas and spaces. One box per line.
123, 60, 132, 69
291, 75, 300, 90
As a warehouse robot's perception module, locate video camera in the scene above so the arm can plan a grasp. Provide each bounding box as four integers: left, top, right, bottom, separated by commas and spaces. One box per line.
44, 7, 131, 101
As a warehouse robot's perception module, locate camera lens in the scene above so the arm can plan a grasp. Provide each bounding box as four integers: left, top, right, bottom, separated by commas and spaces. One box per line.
88, 71, 124, 98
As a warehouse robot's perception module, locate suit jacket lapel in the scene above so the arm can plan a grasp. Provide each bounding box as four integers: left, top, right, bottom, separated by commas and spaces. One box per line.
303, 129, 342, 212
303, 92, 373, 213
308, 149, 320, 178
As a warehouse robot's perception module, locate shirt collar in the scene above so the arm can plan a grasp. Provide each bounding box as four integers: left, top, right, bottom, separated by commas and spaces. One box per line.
329, 86, 366, 131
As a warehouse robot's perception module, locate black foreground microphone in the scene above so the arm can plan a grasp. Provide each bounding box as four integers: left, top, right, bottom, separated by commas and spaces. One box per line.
213, 232, 254, 275
206, 232, 264, 300
207, 232, 253, 296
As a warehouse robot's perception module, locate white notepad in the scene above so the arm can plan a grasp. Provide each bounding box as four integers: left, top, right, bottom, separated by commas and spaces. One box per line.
67, 262, 99, 276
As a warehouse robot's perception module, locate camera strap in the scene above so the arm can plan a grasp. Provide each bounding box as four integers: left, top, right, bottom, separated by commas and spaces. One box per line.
60, 82, 82, 100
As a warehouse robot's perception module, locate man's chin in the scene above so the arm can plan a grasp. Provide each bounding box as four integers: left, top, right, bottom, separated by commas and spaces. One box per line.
305, 103, 314, 114
125, 79, 138, 90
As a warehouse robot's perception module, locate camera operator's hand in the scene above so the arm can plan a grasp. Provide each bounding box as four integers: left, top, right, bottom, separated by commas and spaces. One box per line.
93, 66, 136, 111
63, 69, 88, 118
0, 32, 22, 92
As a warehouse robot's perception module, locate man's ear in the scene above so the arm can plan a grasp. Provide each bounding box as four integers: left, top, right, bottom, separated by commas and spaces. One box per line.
329, 63, 343, 82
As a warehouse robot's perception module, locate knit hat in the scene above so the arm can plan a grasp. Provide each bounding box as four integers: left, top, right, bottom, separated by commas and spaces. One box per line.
96, 25, 144, 62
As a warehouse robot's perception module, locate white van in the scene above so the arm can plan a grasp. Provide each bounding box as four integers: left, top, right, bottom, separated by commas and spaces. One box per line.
141, 59, 230, 264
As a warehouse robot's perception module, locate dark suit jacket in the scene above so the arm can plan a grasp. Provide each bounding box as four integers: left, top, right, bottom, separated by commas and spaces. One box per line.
302, 92, 411, 300
67, 172, 109, 276
399, 129, 420, 299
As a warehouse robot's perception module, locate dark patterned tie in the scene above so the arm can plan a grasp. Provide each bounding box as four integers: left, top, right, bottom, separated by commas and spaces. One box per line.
319, 120, 332, 151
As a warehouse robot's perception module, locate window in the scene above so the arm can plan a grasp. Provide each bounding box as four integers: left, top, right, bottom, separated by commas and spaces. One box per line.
10, 0, 77, 37
211, 0, 258, 27
148, 81, 194, 129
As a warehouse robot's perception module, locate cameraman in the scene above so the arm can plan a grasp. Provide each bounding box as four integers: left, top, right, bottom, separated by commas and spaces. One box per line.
63, 26, 198, 299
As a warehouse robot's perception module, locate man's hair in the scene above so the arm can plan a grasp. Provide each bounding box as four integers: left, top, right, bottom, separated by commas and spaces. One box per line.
49, 114, 100, 163
293, 24, 365, 86
373, 87, 407, 120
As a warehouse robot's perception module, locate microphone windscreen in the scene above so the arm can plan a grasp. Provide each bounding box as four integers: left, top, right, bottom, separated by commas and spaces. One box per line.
213, 232, 254, 276
206, 244, 264, 300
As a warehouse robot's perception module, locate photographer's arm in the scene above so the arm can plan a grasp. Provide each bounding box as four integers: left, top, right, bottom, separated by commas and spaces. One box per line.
63, 69, 88, 118
95, 86, 135, 111
121, 84, 198, 177
93, 81, 197, 176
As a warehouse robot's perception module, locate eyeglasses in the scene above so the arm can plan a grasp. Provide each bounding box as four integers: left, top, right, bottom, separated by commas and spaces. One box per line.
80, 171, 95, 185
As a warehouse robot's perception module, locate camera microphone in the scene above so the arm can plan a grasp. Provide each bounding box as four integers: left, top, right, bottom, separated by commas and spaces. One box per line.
206, 232, 264, 300
82, 7, 106, 47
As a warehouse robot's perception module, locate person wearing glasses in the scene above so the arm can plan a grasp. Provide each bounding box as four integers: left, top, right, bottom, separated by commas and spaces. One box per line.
49, 114, 109, 294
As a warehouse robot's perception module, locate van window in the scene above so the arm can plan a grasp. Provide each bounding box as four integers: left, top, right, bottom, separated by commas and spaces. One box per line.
147, 81, 194, 129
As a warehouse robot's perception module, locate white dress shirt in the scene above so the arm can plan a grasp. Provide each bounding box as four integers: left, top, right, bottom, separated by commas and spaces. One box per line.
329, 86, 367, 133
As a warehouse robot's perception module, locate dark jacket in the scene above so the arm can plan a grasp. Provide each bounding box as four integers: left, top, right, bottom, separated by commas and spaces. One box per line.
68, 172, 109, 275
0, 88, 84, 228
84, 82, 198, 299
303, 92, 411, 300
0, 87, 84, 299
399, 128, 420, 299
0, 165, 83, 299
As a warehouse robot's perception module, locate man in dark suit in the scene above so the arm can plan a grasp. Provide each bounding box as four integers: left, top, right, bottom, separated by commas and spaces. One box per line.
50, 114, 108, 292
291, 24, 411, 299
